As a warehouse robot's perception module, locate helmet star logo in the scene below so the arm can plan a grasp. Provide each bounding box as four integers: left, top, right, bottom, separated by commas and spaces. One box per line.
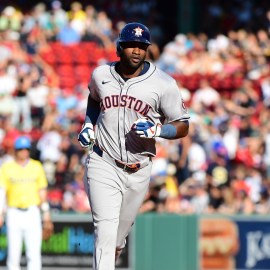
134, 27, 144, 37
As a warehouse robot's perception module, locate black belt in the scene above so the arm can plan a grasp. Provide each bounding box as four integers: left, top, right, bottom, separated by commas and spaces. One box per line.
93, 145, 141, 173
16, 207, 29, 211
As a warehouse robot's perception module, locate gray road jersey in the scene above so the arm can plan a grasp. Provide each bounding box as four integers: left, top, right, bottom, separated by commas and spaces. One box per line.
89, 61, 190, 164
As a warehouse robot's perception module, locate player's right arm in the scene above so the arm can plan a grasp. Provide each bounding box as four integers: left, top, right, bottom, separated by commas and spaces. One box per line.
78, 72, 101, 148
86, 68, 101, 123
84, 94, 101, 126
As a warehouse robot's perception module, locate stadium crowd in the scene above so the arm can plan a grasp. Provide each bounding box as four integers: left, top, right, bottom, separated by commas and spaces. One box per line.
0, 1, 270, 215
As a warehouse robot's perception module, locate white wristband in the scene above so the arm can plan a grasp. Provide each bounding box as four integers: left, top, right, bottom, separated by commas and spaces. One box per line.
154, 124, 162, 137
41, 202, 50, 213
83, 123, 93, 129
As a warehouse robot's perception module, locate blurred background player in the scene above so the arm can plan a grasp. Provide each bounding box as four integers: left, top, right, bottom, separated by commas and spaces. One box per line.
0, 135, 51, 270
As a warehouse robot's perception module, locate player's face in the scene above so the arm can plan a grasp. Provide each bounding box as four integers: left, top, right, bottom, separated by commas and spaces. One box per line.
15, 148, 30, 160
120, 42, 148, 69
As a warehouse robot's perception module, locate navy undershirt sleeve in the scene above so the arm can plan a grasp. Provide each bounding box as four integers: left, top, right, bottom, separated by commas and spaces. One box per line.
85, 95, 100, 125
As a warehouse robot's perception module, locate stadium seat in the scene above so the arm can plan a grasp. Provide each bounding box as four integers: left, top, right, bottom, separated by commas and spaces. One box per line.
105, 48, 118, 62
56, 65, 74, 76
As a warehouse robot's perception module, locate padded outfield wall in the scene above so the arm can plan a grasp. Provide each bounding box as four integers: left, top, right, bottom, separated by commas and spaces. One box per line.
0, 213, 269, 270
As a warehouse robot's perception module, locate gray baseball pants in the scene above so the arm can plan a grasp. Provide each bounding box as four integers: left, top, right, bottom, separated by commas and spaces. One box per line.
84, 151, 152, 270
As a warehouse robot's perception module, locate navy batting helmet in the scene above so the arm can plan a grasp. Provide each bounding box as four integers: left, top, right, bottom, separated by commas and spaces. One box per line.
117, 22, 151, 55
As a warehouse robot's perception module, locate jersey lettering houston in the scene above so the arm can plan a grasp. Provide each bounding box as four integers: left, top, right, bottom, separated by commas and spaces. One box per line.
89, 61, 190, 164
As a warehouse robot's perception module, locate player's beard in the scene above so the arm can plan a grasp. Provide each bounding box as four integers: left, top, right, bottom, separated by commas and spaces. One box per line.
121, 53, 146, 72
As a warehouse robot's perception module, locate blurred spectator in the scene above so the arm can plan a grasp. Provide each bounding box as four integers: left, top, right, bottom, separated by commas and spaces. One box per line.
191, 79, 221, 109
50, 1, 68, 32
54, 152, 69, 188
261, 76, 270, 107
0, 6, 22, 40
0, 54, 17, 118
177, 81, 191, 104
96, 11, 112, 37
186, 123, 207, 180
37, 124, 62, 163
140, 176, 168, 213
218, 186, 236, 214
178, 178, 209, 214
234, 188, 255, 214
175, 136, 191, 185
206, 150, 229, 187
245, 168, 263, 203
256, 187, 270, 214
68, 1, 87, 36
146, 41, 160, 62
189, 181, 209, 213
11, 73, 32, 131
47, 188, 63, 211
33, 3, 52, 33
21, 3, 51, 38
264, 131, 270, 178
27, 71, 49, 128
163, 164, 181, 213
83, 5, 102, 44
56, 19, 81, 44
55, 88, 79, 130
156, 34, 189, 73
207, 185, 224, 213
62, 165, 90, 212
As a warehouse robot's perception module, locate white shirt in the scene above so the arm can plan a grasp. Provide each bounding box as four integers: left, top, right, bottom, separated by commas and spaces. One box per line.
37, 131, 62, 162
192, 86, 220, 106
27, 85, 49, 108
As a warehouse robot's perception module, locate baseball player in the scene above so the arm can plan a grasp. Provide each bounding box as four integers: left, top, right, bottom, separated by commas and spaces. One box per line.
78, 22, 190, 270
0, 136, 51, 270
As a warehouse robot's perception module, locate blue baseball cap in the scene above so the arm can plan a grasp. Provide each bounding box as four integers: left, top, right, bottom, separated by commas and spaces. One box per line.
14, 136, 31, 150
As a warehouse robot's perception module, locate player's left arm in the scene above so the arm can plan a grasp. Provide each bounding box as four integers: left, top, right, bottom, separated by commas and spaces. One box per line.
133, 118, 189, 140
36, 162, 51, 222
133, 80, 190, 140
39, 188, 50, 220
39, 187, 54, 240
158, 79, 190, 139
161, 120, 189, 139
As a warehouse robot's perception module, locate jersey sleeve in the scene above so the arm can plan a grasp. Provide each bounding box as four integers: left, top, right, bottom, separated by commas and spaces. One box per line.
160, 80, 190, 123
88, 69, 101, 102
